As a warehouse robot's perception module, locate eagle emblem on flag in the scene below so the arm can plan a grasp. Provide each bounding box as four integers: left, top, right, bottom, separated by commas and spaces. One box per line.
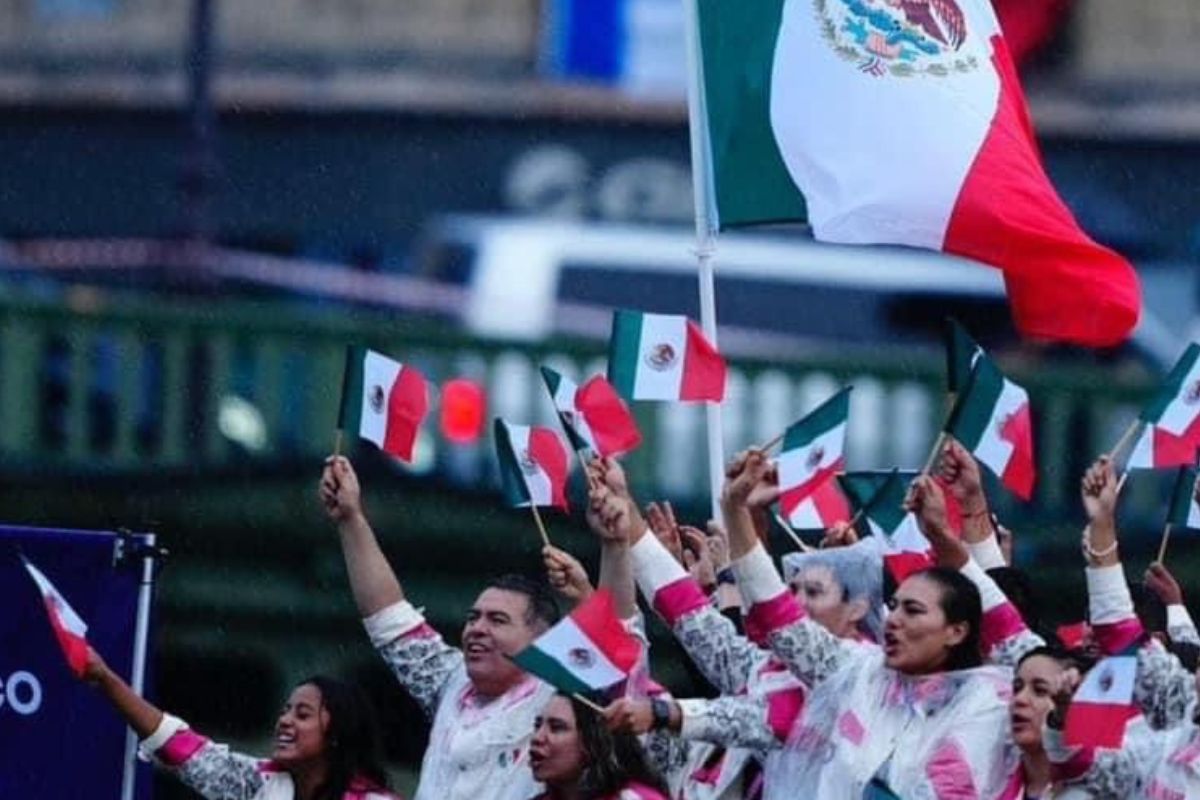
568, 648, 595, 669
1185, 380, 1200, 405
645, 343, 677, 372
817, 0, 977, 77
806, 445, 827, 470
519, 450, 540, 477
369, 385, 385, 414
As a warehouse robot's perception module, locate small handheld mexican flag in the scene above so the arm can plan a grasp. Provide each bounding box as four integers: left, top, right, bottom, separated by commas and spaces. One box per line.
607, 310, 726, 402
945, 353, 1035, 501
1166, 460, 1200, 534
1128, 343, 1200, 470
945, 318, 984, 395
1064, 655, 1138, 749
512, 588, 641, 697
21, 555, 90, 677
338, 346, 429, 462
838, 470, 933, 583
540, 367, 642, 458
494, 419, 570, 512
778, 388, 852, 530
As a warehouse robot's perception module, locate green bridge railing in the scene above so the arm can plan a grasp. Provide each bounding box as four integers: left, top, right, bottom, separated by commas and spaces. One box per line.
0, 288, 1162, 522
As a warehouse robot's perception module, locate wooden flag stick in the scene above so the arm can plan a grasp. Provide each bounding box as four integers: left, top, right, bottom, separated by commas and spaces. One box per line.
921, 431, 948, 476
333, 428, 344, 457
773, 512, 813, 552
756, 430, 785, 456
530, 504, 552, 549
572, 693, 607, 714
1108, 419, 1143, 465
1157, 524, 1173, 565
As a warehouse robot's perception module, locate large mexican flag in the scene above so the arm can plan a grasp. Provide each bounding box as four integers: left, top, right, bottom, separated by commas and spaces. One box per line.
694, 0, 1139, 347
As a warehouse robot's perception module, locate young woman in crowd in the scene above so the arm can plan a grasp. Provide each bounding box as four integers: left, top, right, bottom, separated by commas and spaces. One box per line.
529, 693, 669, 800
78, 646, 398, 800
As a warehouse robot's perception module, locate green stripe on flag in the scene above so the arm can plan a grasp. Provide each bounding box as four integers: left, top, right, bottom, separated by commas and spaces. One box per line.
511, 647, 593, 696
945, 318, 982, 395
782, 387, 851, 451
337, 345, 365, 431
1141, 344, 1200, 423
607, 310, 644, 400
838, 469, 912, 534
494, 419, 532, 507
698, 0, 808, 229
945, 355, 1006, 450
1168, 464, 1200, 529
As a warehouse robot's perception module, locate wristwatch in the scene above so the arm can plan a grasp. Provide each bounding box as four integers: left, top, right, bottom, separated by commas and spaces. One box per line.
650, 698, 672, 731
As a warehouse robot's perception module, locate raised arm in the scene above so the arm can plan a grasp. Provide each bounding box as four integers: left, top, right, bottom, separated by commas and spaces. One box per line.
320, 456, 461, 715
81, 647, 264, 800
723, 451, 855, 688
1145, 562, 1200, 647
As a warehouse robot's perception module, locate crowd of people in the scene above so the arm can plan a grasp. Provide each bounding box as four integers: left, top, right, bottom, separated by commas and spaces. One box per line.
76, 438, 1200, 799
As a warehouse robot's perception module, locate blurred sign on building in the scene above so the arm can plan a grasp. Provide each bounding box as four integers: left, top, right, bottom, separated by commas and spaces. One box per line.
540, 0, 687, 98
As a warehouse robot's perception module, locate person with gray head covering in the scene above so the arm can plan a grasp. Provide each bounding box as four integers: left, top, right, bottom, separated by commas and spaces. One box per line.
780, 536, 885, 642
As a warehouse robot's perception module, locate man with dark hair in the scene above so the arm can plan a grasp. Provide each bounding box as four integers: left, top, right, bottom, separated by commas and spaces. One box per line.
320, 456, 559, 800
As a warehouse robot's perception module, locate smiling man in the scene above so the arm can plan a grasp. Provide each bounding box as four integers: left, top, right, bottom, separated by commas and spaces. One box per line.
320, 456, 560, 800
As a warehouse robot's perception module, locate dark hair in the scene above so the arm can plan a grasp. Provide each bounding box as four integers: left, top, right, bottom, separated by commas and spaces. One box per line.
910, 567, 983, 671
562, 694, 668, 799
1131, 582, 1167, 636
484, 573, 562, 629
296, 675, 390, 800
1017, 644, 1097, 676
1170, 641, 1200, 673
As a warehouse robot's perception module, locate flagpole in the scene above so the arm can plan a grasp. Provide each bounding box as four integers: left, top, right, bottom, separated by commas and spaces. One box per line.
921, 431, 948, 476
773, 512, 813, 552
572, 693, 607, 714
333, 428, 344, 457
1108, 419, 1143, 466
756, 431, 785, 456
1156, 524, 1172, 565
121, 533, 158, 800
529, 504, 552, 548
683, 0, 725, 522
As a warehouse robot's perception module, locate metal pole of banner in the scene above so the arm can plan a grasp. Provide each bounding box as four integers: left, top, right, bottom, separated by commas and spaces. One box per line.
683, 0, 725, 522
120, 533, 158, 800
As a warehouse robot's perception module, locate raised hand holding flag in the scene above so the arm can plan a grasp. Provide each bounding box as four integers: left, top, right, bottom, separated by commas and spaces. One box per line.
338, 346, 429, 462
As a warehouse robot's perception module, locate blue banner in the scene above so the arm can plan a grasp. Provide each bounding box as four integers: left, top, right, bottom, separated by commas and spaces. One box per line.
0, 526, 155, 798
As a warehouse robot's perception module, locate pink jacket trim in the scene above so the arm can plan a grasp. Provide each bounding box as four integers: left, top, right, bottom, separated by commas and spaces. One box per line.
980, 603, 1027, 653
925, 738, 979, 800
653, 577, 709, 627
767, 686, 806, 742
157, 729, 210, 767
1093, 618, 1144, 655
746, 591, 804, 638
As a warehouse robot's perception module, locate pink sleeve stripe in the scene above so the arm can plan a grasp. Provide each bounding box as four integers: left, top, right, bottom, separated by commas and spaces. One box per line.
1050, 746, 1095, 783
156, 729, 210, 767
653, 577, 709, 626
766, 687, 806, 741
1093, 618, 1144, 655
980, 603, 1027, 652
746, 591, 804, 638
402, 623, 439, 640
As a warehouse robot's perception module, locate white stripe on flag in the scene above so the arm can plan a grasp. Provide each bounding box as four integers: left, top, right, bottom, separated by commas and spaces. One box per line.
769, 0, 1001, 247
1189, 496, 1200, 529
359, 351, 402, 449
973, 380, 1026, 476
1075, 656, 1136, 704
24, 561, 88, 637
891, 515, 930, 554
633, 315, 686, 400
779, 422, 846, 488
535, 617, 628, 690
507, 424, 554, 507
1159, 358, 1200, 436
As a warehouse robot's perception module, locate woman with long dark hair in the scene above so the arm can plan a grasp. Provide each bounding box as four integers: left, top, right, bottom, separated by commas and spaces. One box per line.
79, 646, 399, 800
528, 693, 668, 800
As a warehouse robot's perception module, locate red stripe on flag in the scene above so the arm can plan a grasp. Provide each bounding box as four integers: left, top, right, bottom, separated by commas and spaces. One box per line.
680, 320, 726, 402
577, 375, 642, 456
809, 478, 851, 527
1063, 701, 1137, 749
779, 459, 844, 518
569, 589, 641, 673
999, 402, 1035, 500
1149, 415, 1200, 469
884, 551, 934, 585
943, 36, 1140, 348
527, 427, 570, 511
43, 596, 89, 677
382, 365, 429, 461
